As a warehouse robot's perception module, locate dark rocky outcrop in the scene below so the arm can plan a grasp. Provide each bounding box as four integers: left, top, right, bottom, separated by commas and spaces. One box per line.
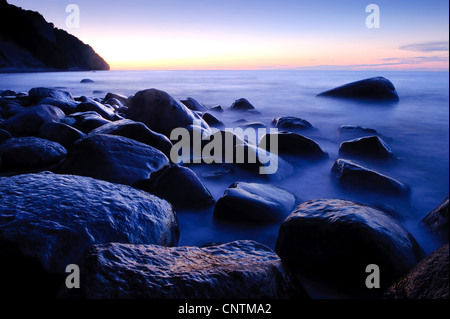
214, 182, 296, 223
0, 1, 109, 72
332, 159, 410, 197
134, 164, 215, 210
229, 98, 256, 111
317, 77, 399, 102
275, 199, 424, 294
38, 122, 86, 149
68, 111, 111, 133
271, 116, 314, 131
0, 136, 66, 171
37, 97, 79, 115
127, 88, 211, 137
0, 104, 65, 136
420, 197, 449, 244
181, 97, 208, 112
75, 99, 116, 120
201, 112, 225, 130
59, 240, 305, 299
339, 136, 394, 159
29, 87, 74, 103
89, 119, 173, 158
384, 244, 449, 299
57, 134, 169, 185
259, 131, 328, 160
0, 172, 178, 297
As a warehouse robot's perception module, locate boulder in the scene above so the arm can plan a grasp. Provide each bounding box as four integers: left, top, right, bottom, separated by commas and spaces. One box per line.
57, 134, 169, 185
0, 128, 12, 143
420, 197, 449, 244
37, 97, 79, 115
75, 99, 116, 120
271, 116, 314, 131
59, 240, 305, 299
181, 97, 208, 112
0, 100, 26, 118
259, 131, 328, 160
317, 77, 399, 102
202, 112, 225, 129
0, 137, 67, 171
127, 88, 211, 137
69, 111, 111, 133
0, 104, 65, 136
134, 164, 214, 210
229, 98, 255, 111
339, 136, 394, 159
384, 244, 449, 299
275, 199, 424, 293
214, 182, 296, 223
104, 92, 129, 106
332, 159, 410, 197
80, 79, 95, 83
89, 119, 173, 158
0, 172, 178, 296
38, 122, 86, 149
28, 87, 74, 103
338, 125, 378, 135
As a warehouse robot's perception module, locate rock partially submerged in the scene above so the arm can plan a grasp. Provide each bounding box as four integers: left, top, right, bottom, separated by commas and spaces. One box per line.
57, 134, 169, 185
384, 244, 449, 299
0, 172, 178, 296
229, 98, 256, 111
275, 199, 424, 293
332, 159, 410, 197
420, 197, 449, 244
339, 136, 394, 159
271, 116, 314, 131
318, 77, 399, 102
214, 182, 296, 223
60, 240, 306, 299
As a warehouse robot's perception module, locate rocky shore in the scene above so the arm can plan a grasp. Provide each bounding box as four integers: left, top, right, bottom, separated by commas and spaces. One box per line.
0, 77, 448, 299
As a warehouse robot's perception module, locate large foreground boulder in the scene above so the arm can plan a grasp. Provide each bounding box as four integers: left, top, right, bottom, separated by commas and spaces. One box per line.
384, 244, 449, 299
38, 122, 86, 148
275, 199, 424, 293
28, 87, 74, 103
0, 136, 66, 171
0, 172, 179, 296
134, 164, 214, 210
127, 88, 210, 137
332, 159, 410, 197
59, 240, 306, 299
57, 134, 169, 185
214, 182, 296, 223
318, 77, 399, 102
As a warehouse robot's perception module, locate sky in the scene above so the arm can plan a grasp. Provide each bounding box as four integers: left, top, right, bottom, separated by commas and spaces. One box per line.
7, 0, 449, 70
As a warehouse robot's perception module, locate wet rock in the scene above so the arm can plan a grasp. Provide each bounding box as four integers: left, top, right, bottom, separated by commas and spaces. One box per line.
89, 119, 173, 158
214, 182, 296, 223
384, 244, 449, 299
37, 97, 79, 115
202, 112, 225, 129
28, 87, 74, 103
229, 98, 256, 111
127, 88, 211, 137
58, 134, 169, 185
271, 116, 314, 131
75, 98, 116, 120
80, 79, 95, 83
420, 197, 449, 244
0, 89, 16, 97
338, 125, 378, 135
38, 122, 86, 149
339, 136, 394, 159
259, 131, 328, 160
0, 100, 25, 118
210, 105, 224, 112
332, 159, 409, 197
104, 92, 129, 106
0, 172, 178, 296
0, 128, 12, 143
60, 240, 305, 299
69, 111, 111, 133
0, 136, 66, 171
317, 77, 399, 102
181, 97, 208, 112
0, 104, 65, 136
275, 199, 424, 293
134, 164, 214, 210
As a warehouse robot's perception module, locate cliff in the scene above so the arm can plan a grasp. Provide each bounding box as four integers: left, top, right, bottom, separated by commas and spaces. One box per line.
0, 0, 110, 72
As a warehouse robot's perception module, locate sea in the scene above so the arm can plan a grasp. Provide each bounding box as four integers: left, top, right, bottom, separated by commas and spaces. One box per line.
1, 70, 449, 257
